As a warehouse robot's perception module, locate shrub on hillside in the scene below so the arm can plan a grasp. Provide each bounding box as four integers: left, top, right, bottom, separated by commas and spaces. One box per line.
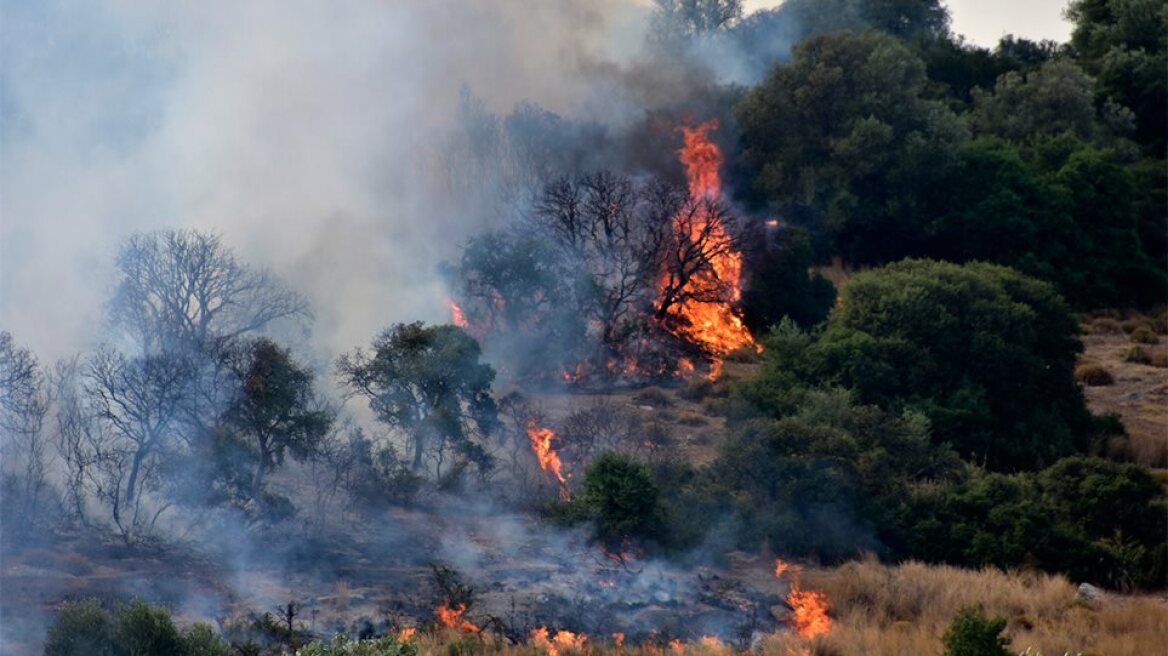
1124, 346, 1153, 364
1130, 327, 1160, 344
1074, 363, 1114, 385
941, 608, 1011, 656
578, 453, 661, 549
43, 599, 231, 656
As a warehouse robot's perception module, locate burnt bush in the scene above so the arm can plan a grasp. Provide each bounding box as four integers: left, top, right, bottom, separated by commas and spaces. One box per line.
1074, 363, 1114, 386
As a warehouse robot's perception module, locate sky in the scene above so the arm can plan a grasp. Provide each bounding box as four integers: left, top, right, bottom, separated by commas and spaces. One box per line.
745, 0, 1073, 46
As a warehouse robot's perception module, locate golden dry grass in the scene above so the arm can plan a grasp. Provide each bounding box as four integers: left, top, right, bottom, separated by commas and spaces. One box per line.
379, 559, 1168, 656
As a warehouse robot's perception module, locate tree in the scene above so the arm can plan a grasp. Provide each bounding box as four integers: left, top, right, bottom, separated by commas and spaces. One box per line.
739, 224, 836, 332
84, 349, 194, 541
969, 60, 1106, 144
735, 31, 965, 263
1067, 0, 1166, 155
337, 323, 498, 475
218, 338, 333, 506
651, 0, 744, 41
108, 229, 308, 356
0, 332, 53, 526
807, 260, 1091, 471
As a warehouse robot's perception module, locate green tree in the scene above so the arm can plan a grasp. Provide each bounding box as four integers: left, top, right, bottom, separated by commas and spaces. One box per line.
807, 260, 1091, 470
941, 608, 1011, 656
43, 600, 116, 656
736, 31, 965, 263
337, 323, 498, 475
1067, 0, 1167, 155
114, 599, 185, 656
969, 60, 1104, 144
579, 453, 661, 549
740, 224, 837, 332
220, 338, 334, 505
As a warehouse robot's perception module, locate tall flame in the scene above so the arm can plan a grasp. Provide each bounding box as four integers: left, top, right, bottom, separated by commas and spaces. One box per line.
660, 120, 756, 373
435, 600, 479, 633
773, 558, 831, 640
526, 419, 569, 498
446, 298, 469, 329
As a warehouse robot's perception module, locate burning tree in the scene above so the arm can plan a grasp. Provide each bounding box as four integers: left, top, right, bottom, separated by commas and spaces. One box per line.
337, 322, 499, 476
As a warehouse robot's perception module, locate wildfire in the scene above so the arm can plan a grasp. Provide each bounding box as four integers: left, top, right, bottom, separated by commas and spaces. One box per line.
396, 627, 417, 641
530, 627, 588, 655
773, 558, 831, 641
526, 418, 570, 499
613, 632, 625, 647
446, 298, 468, 329
659, 120, 757, 374
435, 600, 479, 633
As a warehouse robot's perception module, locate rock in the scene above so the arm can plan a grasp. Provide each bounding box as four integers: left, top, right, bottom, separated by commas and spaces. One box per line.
1076, 582, 1103, 604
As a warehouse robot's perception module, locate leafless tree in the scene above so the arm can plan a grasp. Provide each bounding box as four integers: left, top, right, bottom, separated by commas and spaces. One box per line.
650, 0, 744, 41
0, 332, 54, 524
82, 348, 194, 542
108, 229, 309, 356
652, 194, 740, 323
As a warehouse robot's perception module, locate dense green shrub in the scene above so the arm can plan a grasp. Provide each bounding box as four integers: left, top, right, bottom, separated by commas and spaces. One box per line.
941, 608, 1011, 656
744, 260, 1093, 471
43, 599, 232, 656
578, 453, 661, 549
43, 600, 117, 656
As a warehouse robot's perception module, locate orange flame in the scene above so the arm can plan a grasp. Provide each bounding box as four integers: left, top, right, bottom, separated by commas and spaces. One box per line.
530, 627, 588, 655
659, 120, 756, 375
669, 638, 685, 654
773, 558, 831, 640
526, 418, 569, 498
446, 298, 468, 329
396, 627, 417, 641
612, 632, 625, 647
435, 600, 479, 633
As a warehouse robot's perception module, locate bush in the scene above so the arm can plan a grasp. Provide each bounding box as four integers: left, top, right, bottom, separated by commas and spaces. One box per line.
1121, 318, 1152, 334
632, 387, 672, 408
183, 623, 232, 656
941, 608, 1012, 656
578, 453, 661, 549
1130, 327, 1161, 344
1090, 317, 1123, 334
43, 600, 116, 656
1124, 346, 1153, 364
115, 599, 185, 656
294, 634, 418, 656
1074, 363, 1114, 386
1153, 351, 1168, 368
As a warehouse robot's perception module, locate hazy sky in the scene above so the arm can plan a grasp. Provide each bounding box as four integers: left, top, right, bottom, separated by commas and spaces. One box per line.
745, 0, 1073, 46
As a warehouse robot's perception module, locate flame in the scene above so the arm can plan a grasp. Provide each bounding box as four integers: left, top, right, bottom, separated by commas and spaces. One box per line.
658, 120, 756, 375
396, 627, 417, 641
435, 600, 479, 633
613, 632, 625, 647
530, 627, 588, 655
669, 638, 685, 654
787, 584, 831, 640
446, 298, 468, 329
526, 418, 570, 499
773, 558, 831, 640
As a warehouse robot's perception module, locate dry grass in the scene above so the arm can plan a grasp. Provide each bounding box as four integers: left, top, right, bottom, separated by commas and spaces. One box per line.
795, 557, 1168, 656
1079, 327, 1168, 468
1074, 362, 1115, 386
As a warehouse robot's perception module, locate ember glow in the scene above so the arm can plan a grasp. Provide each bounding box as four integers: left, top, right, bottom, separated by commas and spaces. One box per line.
773, 558, 832, 640
446, 298, 469, 329
658, 120, 757, 373
396, 627, 417, 641
435, 600, 479, 633
526, 418, 569, 498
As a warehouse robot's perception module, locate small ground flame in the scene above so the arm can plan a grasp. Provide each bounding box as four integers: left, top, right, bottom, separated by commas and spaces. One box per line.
526, 418, 569, 499
530, 627, 588, 655
435, 600, 479, 633
774, 558, 832, 640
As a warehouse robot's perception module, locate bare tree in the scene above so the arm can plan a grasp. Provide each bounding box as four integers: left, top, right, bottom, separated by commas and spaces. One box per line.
0, 332, 54, 524
652, 195, 739, 323
650, 0, 744, 41
108, 229, 309, 356
83, 348, 194, 542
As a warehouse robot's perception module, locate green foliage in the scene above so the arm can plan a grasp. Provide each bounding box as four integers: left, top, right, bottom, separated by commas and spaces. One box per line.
337, 322, 498, 475
941, 608, 1011, 656
736, 30, 965, 264
741, 225, 836, 332
714, 389, 958, 560
578, 453, 661, 549
805, 260, 1090, 470
294, 635, 417, 656
43, 599, 117, 656
969, 60, 1104, 144
43, 599, 232, 656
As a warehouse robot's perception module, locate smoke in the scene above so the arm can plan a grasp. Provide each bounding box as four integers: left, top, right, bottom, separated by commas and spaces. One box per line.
0, 0, 660, 365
